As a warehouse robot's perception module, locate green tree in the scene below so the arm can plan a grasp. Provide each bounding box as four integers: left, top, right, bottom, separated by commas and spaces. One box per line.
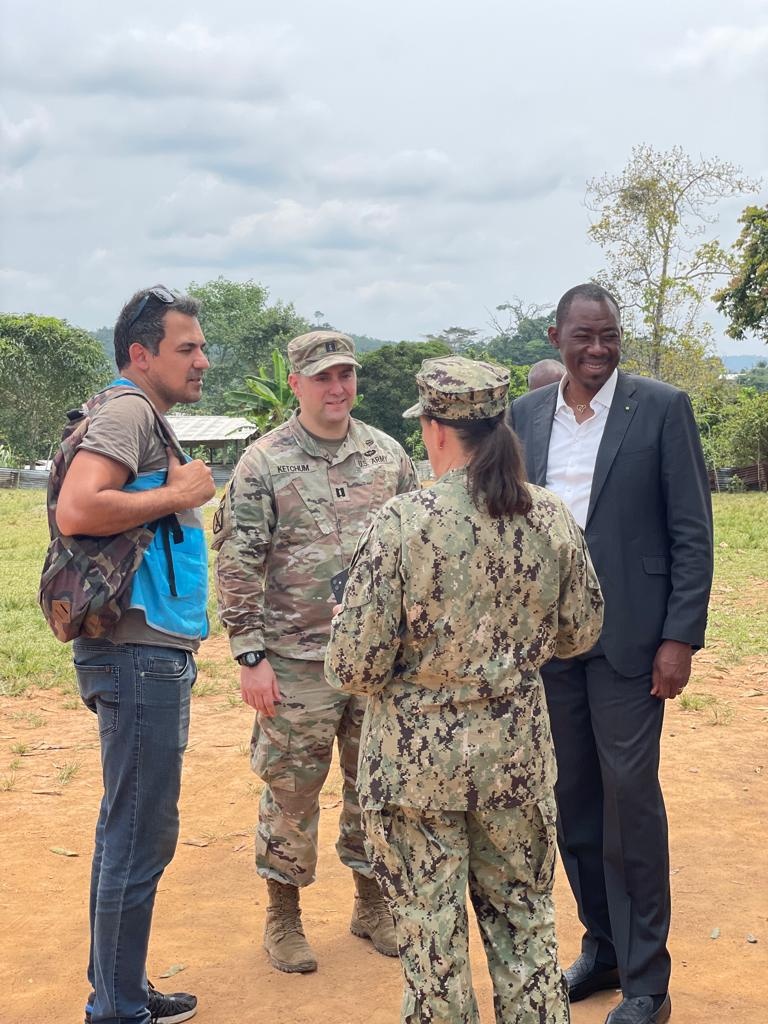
187, 277, 310, 412
722, 388, 768, 468
620, 327, 727, 402
349, 334, 395, 354
225, 349, 297, 432
355, 340, 451, 444
587, 144, 759, 378
424, 326, 481, 353
736, 360, 768, 392
714, 204, 768, 344
89, 325, 115, 365
0, 314, 111, 462
697, 386, 768, 483
500, 363, 530, 400
485, 302, 555, 365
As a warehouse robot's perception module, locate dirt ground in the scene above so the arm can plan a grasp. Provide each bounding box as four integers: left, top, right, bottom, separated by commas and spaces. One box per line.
2, 639, 767, 1024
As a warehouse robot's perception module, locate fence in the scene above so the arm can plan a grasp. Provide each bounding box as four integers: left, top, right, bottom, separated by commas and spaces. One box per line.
0, 468, 50, 490
708, 460, 767, 491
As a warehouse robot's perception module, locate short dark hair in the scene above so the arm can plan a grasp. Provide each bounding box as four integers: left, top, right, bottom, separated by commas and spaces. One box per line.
428, 413, 531, 519
555, 283, 620, 328
113, 286, 201, 369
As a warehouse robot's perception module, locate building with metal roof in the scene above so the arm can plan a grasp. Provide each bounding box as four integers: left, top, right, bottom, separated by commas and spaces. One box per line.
166, 415, 259, 483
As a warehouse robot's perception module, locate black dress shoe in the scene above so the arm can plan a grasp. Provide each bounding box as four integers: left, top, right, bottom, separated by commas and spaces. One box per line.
606, 993, 671, 1024
564, 952, 620, 1002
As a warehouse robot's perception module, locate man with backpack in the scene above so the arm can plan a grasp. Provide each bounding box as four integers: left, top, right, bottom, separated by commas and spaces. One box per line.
52, 286, 215, 1024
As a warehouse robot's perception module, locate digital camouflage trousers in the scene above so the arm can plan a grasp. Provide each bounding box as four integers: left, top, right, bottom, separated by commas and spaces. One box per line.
363, 798, 570, 1024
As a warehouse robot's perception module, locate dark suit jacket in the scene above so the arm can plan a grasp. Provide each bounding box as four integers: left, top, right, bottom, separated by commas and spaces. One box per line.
509, 371, 713, 677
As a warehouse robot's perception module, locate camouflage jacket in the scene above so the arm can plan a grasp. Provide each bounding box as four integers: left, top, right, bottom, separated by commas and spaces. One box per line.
325, 470, 604, 810
212, 412, 419, 661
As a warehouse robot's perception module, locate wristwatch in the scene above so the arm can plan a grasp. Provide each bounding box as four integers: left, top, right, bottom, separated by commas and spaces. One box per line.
236, 650, 267, 668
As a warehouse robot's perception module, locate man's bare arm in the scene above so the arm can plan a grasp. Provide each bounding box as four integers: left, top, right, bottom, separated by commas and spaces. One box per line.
56, 449, 216, 536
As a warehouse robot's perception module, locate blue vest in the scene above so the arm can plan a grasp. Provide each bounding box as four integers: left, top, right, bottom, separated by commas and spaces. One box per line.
112, 378, 209, 641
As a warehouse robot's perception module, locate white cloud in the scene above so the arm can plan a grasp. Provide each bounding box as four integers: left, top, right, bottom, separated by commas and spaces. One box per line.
155, 197, 402, 267
665, 23, 768, 74
0, 106, 50, 170
316, 149, 454, 197
0, 0, 766, 352
1, 20, 294, 101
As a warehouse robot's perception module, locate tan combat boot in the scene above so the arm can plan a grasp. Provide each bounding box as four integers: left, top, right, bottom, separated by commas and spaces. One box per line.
350, 871, 399, 957
263, 879, 318, 973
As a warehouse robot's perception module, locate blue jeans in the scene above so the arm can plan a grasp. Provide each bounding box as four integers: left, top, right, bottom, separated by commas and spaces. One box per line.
73, 638, 196, 1024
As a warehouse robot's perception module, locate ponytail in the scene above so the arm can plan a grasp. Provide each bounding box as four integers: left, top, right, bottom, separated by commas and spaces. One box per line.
430, 413, 531, 518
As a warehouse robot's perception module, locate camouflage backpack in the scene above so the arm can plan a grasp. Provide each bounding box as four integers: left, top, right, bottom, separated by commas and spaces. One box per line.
38, 384, 184, 643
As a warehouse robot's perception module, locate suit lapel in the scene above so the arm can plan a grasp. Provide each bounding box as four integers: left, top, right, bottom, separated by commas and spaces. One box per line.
586, 372, 638, 526
530, 389, 557, 485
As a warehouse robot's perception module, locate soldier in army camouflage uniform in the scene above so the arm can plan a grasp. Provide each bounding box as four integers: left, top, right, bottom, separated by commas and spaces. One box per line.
212, 330, 419, 974
326, 357, 605, 1024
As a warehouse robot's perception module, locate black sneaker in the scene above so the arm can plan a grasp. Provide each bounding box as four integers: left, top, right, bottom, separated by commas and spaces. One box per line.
84, 980, 197, 1023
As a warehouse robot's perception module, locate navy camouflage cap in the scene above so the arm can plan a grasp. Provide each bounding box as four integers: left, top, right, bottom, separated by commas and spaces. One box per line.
287, 330, 361, 376
403, 356, 510, 421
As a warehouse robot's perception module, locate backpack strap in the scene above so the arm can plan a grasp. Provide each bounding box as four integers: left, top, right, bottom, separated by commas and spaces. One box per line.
95, 383, 187, 466
84, 385, 187, 591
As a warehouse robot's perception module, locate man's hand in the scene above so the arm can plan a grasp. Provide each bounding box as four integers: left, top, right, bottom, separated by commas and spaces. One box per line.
651, 639, 693, 700
165, 448, 216, 509
240, 658, 281, 717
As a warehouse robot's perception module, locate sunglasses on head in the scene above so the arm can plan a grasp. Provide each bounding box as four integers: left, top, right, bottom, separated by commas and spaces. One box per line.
126, 285, 177, 330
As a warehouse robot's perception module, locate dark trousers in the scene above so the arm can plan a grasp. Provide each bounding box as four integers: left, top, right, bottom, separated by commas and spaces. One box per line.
542, 651, 671, 998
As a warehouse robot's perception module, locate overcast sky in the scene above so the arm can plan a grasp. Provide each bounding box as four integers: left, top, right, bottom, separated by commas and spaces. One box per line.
1, 0, 767, 354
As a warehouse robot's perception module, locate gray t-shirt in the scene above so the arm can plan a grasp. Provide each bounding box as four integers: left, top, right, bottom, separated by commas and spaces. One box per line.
79, 392, 200, 651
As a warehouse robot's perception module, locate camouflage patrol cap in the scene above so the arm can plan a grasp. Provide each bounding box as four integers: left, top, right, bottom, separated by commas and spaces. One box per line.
403, 356, 510, 421
287, 330, 362, 376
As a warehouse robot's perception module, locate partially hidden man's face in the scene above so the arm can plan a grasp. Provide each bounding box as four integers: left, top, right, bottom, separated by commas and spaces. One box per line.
289, 364, 357, 434
144, 311, 209, 406
548, 298, 622, 394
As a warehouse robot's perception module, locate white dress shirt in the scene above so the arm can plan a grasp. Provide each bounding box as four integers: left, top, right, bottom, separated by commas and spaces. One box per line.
545, 369, 618, 529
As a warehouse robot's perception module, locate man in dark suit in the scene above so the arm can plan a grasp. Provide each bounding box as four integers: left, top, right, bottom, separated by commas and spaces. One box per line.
508, 283, 713, 1024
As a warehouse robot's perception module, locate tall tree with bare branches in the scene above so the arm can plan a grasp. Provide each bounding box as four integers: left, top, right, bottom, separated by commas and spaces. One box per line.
586, 144, 759, 379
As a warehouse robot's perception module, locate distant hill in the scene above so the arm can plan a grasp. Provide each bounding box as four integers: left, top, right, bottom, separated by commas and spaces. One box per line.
349, 333, 399, 353
90, 326, 115, 366
721, 354, 763, 372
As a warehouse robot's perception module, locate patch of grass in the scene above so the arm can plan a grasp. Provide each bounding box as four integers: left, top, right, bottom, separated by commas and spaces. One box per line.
195, 658, 232, 689
0, 490, 765, 701
192, 680, 219, 698
10, 710, 44, 728
709, 494, 768, 660
0, 771, 17, 792
10, 742, 29, 755
708, 701, 735, 726
679, 690, 735, 726
0, 489, 226, 700
57, 760, 82, 786
679, 692, 716, 712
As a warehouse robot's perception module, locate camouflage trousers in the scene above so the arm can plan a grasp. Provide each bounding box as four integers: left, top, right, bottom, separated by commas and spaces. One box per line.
251, 653, 370, 886
363, 798, 569, 1024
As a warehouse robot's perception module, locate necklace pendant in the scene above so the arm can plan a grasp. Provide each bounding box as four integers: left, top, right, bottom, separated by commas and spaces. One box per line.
576, 403, 587, 414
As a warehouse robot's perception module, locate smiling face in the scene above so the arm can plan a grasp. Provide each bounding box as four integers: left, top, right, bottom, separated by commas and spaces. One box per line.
548, 297, 622, 395
289, 363, 357, 438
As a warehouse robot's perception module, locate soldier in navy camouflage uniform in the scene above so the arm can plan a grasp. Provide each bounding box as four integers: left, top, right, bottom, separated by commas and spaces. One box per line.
213, 331, 419, 973
326, 357, 604, 1024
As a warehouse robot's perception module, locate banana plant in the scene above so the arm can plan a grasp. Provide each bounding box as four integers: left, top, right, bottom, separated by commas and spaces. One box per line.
225, 348, 297, 431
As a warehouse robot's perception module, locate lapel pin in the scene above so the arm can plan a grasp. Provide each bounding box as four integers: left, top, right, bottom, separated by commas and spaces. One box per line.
625, 405, 630, 411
